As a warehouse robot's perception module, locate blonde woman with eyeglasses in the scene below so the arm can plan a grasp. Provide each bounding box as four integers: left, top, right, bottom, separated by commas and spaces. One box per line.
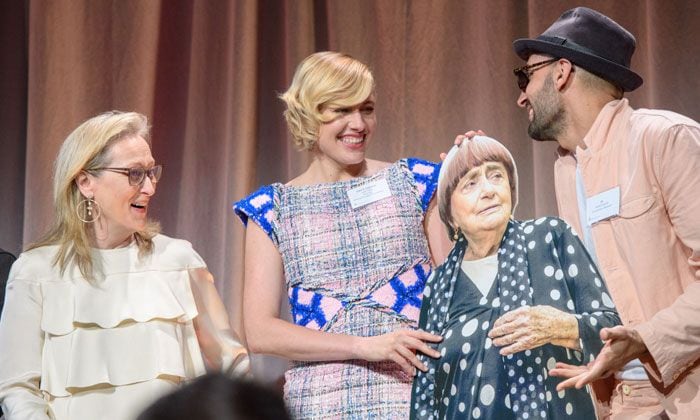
0, 111, 249, 420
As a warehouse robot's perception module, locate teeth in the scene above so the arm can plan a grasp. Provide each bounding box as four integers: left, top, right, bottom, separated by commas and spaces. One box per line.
339, 136, 364, 144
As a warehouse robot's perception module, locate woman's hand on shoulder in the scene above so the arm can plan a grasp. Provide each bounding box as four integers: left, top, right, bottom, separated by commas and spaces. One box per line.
488, 305, 580, 355
355, 329, 442, 376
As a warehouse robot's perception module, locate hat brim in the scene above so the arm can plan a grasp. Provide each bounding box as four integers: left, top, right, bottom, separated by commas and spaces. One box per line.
513, 38, 643, 92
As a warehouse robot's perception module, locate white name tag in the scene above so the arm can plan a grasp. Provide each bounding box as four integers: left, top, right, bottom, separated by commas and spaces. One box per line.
586, 186, 620, 225
347, 178, 392, 209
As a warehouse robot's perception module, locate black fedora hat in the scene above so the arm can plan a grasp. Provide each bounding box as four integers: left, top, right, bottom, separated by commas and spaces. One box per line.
513, 7, 643, 92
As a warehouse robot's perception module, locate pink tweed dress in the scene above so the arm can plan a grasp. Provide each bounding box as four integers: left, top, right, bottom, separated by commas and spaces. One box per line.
234, 158, 439, 419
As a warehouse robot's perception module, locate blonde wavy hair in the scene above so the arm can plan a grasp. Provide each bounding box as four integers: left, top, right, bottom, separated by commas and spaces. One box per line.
28, 111, 160, 281
279, 51, 375, 150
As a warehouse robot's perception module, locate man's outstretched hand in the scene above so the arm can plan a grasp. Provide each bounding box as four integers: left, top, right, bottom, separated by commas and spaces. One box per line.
549, 326, 649, 391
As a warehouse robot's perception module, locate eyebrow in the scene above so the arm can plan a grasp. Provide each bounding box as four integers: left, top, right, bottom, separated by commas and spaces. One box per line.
483, 163, 505, 172
462, 163, 505, 182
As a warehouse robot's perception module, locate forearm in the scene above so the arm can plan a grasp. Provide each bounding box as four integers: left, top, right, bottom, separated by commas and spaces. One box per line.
246, 317, 364, 361
633, 281, 700, 384
0, 380, 52, 420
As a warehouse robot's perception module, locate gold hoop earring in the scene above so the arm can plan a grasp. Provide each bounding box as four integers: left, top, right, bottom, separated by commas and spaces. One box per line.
76, 197, 101, 223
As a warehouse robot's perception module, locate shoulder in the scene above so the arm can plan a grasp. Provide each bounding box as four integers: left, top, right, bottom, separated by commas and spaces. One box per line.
151, 234, 206, 269
630, 108, 700, 146
10, 245, 60, 282
152, 233, 195, 253
365, 158, 393, 174
518, 216, 573, 239
399, 157, 441, 212
233, 185, 277, 223
402, 157, 441, 177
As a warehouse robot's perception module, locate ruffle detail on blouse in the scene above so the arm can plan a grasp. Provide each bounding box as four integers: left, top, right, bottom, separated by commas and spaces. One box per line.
40, 270, 198, 335
40, 320, 205, 397
38, 270, 206, 397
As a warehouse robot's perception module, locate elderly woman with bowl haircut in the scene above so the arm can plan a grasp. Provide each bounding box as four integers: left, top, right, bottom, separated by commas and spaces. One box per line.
0, 112, 249, 420
410, 136, 620, 419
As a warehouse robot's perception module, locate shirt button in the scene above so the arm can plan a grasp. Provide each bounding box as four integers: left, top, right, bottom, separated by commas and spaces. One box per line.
622, 384, 631, 395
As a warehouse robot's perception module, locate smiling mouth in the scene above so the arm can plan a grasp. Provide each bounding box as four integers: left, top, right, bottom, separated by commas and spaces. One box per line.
338, 135, 365, 145
131, 203, 147, 210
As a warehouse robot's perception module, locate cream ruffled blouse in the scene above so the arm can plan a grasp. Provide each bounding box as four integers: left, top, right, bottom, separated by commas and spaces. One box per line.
0, 234, 249, 420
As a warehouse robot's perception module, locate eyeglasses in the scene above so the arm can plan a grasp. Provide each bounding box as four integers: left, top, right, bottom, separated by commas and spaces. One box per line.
513, 58, 558, 92
89, 165, 163, 186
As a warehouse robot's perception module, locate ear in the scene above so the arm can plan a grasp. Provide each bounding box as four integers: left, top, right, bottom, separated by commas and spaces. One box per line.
553, 59, 575, 91
75, 171, 94, 198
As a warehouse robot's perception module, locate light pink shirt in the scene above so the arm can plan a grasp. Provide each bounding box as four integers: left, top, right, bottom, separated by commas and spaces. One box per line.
554, 99, 700, 417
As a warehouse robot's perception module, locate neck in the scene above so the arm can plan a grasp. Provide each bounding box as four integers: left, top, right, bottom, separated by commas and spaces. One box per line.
90, 222, 135, 249
559, 89, 617, 153
305, 152, 367, 183
463, 222, 508, 260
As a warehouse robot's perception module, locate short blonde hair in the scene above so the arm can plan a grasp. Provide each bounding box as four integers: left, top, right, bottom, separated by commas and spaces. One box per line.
28, 111, 160, 281
437, 136, 519, 238
279, 51, 375, 150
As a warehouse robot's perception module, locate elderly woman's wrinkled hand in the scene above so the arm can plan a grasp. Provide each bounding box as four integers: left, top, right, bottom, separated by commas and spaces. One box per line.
488, 305, 579, 356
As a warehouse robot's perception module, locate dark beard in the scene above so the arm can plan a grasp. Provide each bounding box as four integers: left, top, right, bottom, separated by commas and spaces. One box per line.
527, 77, 565, 142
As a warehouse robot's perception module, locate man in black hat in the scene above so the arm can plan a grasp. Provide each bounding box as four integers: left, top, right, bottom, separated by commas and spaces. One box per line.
512, 6, 700, 419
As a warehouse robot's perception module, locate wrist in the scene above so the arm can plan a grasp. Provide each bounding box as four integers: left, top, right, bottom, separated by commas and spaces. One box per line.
628, 328, 648, 358
349, 335, 366, 360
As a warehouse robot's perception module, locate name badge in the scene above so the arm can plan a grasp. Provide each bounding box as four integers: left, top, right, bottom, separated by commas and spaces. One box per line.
586, 186, 620, 225
347, 178, 392, 209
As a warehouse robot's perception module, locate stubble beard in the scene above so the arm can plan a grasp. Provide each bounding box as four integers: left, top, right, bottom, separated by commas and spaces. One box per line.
527, 77, 566, 142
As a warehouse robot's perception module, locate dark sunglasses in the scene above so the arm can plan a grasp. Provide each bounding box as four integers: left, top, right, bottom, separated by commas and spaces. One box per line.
513, 58, 559, 92
88, 165, 163, 186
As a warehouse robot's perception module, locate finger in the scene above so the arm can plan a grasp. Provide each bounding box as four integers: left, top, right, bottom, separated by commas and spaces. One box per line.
549, 366, 587, 379
600, 325, 626, 341
574, 371, 599, 389
493, 307, 526, 329
492, 334, 516, 348
492, 327, 527, 347
476, 129, 486, 136
554, 362, 580, 370
388, 350, 413, 375
397, 345, 428, 372
488, 322, 517, 339
499, 339, 527, 356
454, 135, 465, 146
439, 152, 447, 161
571, 360, 609, 389
389, 352, 415, 376
410, 330, 444, 343
556, 374, 584, 391
403, 336, 441, 358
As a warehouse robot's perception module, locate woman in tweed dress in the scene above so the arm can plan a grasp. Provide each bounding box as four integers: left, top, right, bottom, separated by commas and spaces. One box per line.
234, 51, 449, 419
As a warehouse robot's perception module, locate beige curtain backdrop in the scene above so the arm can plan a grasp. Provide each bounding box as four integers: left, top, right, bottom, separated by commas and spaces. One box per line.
2, 0, 699, 380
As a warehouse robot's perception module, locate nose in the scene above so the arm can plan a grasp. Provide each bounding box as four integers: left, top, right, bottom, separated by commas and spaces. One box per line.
140, 175, 156, 196
479, 177, 496, 196
517, 91, 528, 108
347, 110, 367, 131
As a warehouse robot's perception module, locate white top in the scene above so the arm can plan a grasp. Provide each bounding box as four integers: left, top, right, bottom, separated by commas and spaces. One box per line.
0, 234, 249, 420
460, 254, 498, 297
